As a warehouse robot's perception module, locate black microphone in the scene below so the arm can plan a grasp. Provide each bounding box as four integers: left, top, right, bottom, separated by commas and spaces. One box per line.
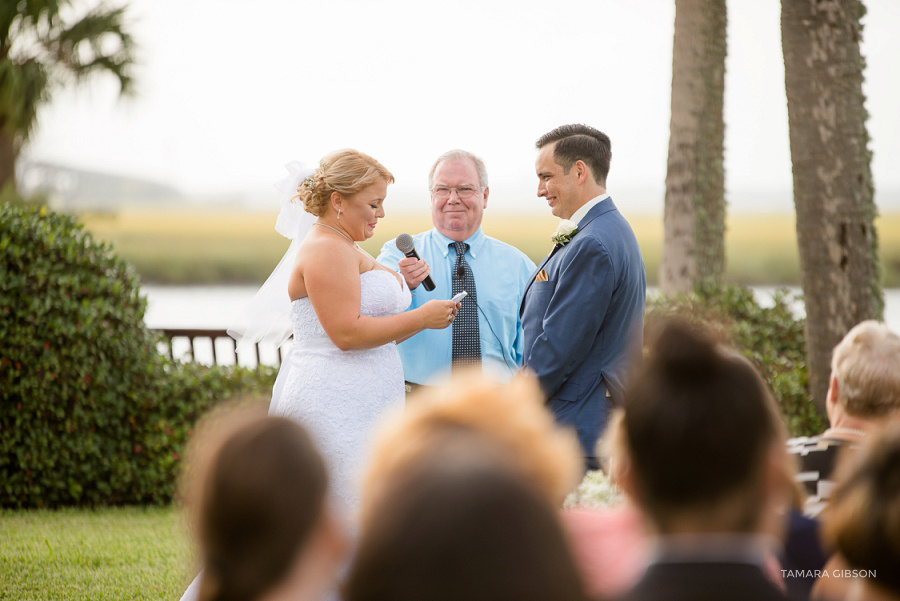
456, 265, 465, 279
395, 234, 435, 291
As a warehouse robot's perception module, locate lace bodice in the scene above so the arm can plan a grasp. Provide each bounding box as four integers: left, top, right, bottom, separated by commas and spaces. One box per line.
274, 268, 410, 514
291, 269, 411, 344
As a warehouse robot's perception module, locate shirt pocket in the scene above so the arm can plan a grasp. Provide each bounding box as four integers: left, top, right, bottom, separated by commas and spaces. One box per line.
481, 291, 520, 342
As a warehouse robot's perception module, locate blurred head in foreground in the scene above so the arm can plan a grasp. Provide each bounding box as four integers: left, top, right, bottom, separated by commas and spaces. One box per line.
360, 372, 583, 520
345, 373, 586, 601
180, 403, 346, 601
345, 432, 588, 601
621, 319, 790, 536
822, 422, 900, 598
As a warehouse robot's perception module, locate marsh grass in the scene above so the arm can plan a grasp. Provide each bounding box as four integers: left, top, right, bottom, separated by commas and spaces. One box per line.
79, 210, 900, 286
0, 507, 192, 601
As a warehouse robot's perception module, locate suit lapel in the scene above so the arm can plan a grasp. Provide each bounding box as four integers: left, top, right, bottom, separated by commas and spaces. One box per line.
520, 198, 617, 315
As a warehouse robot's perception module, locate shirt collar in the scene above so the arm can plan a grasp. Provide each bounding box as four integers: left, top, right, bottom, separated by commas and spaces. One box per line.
647, 533, 780, 568
568, 193, 610, 227
433, 227, 486, 259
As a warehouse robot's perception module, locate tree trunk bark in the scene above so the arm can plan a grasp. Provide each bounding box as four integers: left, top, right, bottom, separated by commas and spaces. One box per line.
781, 0, 882, 413
660, 0, 727, 294
0, 127, 17, 192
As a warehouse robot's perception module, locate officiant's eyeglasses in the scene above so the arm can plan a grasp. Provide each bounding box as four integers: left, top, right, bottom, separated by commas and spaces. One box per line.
430, 186, 483, 200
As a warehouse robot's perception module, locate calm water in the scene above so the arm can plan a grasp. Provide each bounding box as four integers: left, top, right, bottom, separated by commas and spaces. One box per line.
143, 285, 900, 366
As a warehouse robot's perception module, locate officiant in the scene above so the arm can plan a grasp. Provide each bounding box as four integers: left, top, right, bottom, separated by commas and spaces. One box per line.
377, 150, 535, 390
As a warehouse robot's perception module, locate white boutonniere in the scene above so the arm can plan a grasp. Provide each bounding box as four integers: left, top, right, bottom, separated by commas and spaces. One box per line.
551, 220, 579, 246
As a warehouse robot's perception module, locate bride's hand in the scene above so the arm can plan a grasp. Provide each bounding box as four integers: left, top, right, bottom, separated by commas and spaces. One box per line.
419, 300, 459, 330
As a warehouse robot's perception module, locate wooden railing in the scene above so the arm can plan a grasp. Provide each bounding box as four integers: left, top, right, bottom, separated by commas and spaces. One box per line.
154, 328, 285, 367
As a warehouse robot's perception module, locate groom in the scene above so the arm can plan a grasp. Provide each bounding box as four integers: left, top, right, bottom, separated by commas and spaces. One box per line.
521, 124, 646, 470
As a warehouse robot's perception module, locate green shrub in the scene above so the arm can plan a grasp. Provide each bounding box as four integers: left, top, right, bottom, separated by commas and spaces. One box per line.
0, 204, 276, 507
646, 283, 825, 437
115, 362, 276, 506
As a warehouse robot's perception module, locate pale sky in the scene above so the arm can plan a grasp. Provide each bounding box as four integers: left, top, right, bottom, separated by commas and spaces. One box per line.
26, 0, 900, 214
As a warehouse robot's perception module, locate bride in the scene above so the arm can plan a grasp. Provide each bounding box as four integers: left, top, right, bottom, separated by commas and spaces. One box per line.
180, 151, 457, 601
277, 149, 456, 511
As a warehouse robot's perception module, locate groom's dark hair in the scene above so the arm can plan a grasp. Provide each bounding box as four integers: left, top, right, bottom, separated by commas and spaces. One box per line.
536, 124, 611, 187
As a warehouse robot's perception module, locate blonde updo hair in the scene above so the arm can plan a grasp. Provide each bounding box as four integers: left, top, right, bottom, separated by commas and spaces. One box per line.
294, 149, 394, 216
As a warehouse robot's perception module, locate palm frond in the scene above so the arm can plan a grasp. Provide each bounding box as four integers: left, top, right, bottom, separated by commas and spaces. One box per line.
0, 0, 135, 150
44, 4, 135, 94
3, 0, 65, 45
0, 56, 49, 141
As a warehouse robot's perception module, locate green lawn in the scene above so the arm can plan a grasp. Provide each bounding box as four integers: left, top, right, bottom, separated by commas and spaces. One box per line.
0, 507, 192, 601
0, 477, 621, 600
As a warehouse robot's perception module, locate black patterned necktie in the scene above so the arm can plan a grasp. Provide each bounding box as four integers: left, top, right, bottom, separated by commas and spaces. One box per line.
451, 242, 481, 370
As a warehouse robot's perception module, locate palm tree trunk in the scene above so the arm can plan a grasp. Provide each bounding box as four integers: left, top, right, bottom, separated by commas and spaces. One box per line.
781, 0, 882, 413
0, 127, 16, 191
660, 0, 727, 294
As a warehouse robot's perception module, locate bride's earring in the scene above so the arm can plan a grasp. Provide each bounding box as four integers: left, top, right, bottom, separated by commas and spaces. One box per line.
337, 207, 342, 220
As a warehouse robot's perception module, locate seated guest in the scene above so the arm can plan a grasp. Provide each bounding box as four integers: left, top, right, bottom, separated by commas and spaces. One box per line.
567, 407, 793, 599
782, 321, 900, 599
359, 373, 583, 522
813, 423, 900, 601
345, 431, 589, 601
616, 320, 793, 601
788, 320, 900, 516
179, 404, 346, 601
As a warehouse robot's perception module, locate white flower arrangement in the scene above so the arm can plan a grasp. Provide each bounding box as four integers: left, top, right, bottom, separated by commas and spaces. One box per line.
551, 219, 579, 246
563, 469, 624, 509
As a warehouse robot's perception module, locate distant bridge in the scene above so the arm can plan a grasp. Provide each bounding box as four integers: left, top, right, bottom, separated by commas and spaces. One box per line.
17, 159, 183, 212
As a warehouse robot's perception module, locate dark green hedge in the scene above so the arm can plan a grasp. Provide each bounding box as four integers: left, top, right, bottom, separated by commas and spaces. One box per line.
1, 204, 275, 507
647, 283, 824, 437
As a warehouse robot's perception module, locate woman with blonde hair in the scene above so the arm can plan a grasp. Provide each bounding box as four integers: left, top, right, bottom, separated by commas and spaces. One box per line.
346, 374, 589, 601
345, 436, 589, 601
229, 150, 459, 514
358, 373, 583, 521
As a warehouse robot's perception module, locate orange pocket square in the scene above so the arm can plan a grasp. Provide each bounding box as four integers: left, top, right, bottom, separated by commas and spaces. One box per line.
535, 269, 549, 282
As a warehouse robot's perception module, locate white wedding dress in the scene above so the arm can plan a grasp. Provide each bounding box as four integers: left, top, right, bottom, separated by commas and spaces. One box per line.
179, 268, 409, 601
274, 268, 410, 511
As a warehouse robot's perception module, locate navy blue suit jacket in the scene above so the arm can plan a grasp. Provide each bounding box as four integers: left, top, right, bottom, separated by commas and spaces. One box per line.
617, 561, 790, 601
520, 197, 645, 466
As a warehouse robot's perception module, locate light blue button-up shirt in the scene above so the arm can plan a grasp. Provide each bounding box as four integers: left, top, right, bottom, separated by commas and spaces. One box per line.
377, 227, 536, 385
